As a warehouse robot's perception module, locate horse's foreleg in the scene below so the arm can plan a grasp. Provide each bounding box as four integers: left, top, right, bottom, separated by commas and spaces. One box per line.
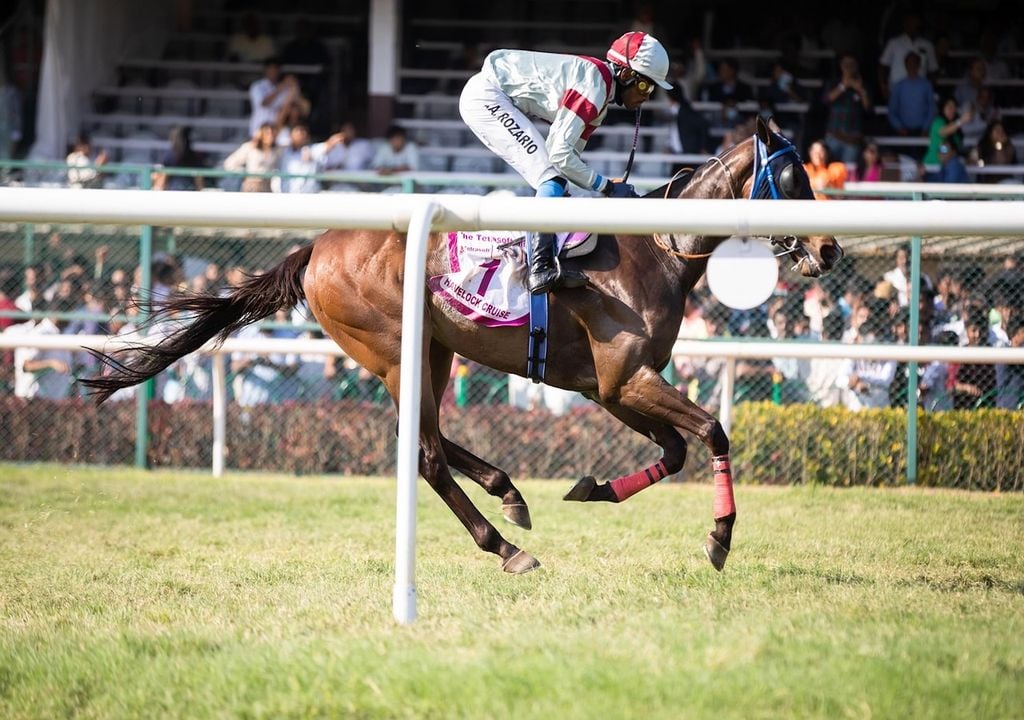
391, 358, 539, 574
428, 341, 531, 530
563, 400, 687, 504
613, 366, 735, 571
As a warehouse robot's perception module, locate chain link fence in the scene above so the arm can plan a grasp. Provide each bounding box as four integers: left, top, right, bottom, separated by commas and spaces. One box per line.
2, 169, 1023, 487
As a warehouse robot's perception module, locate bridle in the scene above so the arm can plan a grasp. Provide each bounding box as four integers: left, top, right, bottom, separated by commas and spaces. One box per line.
749, 134, 806, 266
653, 133, 810, 266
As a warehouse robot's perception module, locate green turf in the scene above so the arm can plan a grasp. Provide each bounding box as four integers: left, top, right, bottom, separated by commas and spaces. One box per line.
0, 464, 1021, 719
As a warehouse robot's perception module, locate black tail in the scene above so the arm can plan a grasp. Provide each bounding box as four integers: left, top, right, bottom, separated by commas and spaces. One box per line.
82, 244, 315, 404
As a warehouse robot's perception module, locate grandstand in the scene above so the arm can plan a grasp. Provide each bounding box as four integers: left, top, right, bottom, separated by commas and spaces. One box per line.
2, 0, 1020, 180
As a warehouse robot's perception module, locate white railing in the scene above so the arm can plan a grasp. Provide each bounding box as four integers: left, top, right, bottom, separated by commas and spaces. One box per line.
2, 186, 1023, 625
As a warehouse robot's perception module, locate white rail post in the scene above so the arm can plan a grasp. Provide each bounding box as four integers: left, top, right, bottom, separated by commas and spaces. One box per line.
212, 353, 226, 478
719, 357, 737, 436
394, 200, 439, 625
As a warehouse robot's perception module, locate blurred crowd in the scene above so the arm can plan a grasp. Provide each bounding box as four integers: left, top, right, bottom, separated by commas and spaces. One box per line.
673, 247, 1023, 412
1, 233, 1021, 412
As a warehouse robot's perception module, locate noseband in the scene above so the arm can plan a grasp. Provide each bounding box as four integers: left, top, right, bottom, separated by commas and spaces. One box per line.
750, 135, 804, 264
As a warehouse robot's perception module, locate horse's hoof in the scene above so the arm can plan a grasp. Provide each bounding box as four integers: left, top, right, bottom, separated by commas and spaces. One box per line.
563, 475, 596, 502
502, 549, 541, 574
502, 503, 532, 530
704, 533, 729, 572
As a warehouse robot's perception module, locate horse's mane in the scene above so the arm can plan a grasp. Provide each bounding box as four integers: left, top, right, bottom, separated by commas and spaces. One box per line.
642, 135, 753, 200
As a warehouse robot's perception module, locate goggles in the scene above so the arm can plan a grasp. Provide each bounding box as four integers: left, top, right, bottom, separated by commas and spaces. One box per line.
621, 69, 656, 96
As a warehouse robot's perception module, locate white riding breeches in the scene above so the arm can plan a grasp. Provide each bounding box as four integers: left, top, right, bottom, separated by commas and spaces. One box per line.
459, 73, 559, 190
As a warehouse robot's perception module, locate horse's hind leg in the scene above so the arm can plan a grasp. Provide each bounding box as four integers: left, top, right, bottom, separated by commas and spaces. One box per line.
428, 341, 532, 530
389, 355, 539, 574
563, 400, 688, 504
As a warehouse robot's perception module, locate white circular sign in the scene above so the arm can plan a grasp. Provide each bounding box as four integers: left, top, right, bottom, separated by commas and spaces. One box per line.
705, 237, 779, 310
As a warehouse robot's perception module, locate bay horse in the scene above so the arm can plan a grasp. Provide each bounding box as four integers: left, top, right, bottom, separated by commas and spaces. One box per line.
83, 116, 843, 574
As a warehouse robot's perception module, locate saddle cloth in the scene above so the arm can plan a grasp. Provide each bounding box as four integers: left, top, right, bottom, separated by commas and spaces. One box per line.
426, 230, 594, 327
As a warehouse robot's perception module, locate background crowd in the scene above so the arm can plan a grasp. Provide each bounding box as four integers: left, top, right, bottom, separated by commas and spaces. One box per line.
1, 233, 1020, 412
0, 2, 1022, 413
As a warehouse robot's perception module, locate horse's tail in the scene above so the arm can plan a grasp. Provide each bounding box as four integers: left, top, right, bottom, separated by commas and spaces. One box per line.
82, 244, 315, 404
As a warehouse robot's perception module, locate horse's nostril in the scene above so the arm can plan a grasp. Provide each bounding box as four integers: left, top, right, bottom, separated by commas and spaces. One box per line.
821, 244, 843, 268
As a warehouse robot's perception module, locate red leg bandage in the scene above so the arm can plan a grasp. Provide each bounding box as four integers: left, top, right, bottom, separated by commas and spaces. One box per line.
712, 454, 736, 519
610, 460, 668, 502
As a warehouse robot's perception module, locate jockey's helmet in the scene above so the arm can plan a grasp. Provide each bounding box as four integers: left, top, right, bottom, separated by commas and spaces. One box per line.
607, 32, 673, 90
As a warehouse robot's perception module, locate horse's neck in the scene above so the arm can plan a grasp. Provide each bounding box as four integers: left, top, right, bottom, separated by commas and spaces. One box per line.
670, 139, 756, 259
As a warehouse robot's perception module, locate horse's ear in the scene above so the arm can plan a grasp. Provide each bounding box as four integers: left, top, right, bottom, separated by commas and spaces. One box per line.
767, 116, 782, 134
755, 115, 771, 145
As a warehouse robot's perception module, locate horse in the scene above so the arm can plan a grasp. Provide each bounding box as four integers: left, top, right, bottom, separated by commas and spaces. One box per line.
83, 116, 844, 575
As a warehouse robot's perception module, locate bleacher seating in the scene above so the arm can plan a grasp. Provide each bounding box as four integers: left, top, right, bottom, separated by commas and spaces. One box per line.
72, 3, 1022, 183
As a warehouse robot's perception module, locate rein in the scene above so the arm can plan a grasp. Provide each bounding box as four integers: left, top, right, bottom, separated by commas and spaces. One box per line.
652, 135, 806, 265
621, 110, 642, 182
652, 154, 738, 260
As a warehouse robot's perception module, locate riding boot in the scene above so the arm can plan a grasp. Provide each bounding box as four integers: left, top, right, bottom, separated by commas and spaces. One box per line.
527, 232, 559, 294
527, 233, 589, 294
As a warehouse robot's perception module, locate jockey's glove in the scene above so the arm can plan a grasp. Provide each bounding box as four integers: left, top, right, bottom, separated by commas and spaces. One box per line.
604, 180, 638, 198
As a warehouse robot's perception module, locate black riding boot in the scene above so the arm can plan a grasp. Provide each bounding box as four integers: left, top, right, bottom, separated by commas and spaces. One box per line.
527, 232, 559, 294
527, 233, 588, 294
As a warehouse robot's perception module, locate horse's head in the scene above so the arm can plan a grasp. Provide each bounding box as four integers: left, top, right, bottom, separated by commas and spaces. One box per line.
749, 116, 844, 277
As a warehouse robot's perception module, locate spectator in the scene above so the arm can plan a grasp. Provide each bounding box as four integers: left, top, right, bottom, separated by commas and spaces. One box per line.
760, 60, 805, 110
0, 280, 18, 332
223, 123, 281, 192
878, 10, 938, 99
278, 125, 345, 193
152, 126, 206, 191
769, 308, 810, 403
920, 330, 959, 411
954, 57, 987, 111
12, 299, 75, 400
66, 136, 108, 189
700, 58, 753, 105
978, 30, 1010, 81
924, 96, 972, 183
887, 52, 935, 137
226, 12, 275, 63
674, 94, 711, 155
371, 125, 420, 175
230, 322, 285, 406
961, 86, 999, 152
274, 96, 311, 147
672, 38, 707, 104
996, 316, 1024, 409
803, 140, 848, 200
805, 313, 847, 407
823, 54, 872, 164
248, 58, 298, 138
881, 244, 932, 308
850, 140, 883, 182
838, 316, 897, 410
323, 120, 375, 172
949, 310, 997, 409
974, 119, 1017, 183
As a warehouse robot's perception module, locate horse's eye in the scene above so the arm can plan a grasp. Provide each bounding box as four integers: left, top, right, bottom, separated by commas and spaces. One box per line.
778, 164, 798, 198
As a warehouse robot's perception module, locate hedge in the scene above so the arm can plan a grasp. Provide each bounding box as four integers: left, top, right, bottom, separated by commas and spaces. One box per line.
2, 398, 1021, 491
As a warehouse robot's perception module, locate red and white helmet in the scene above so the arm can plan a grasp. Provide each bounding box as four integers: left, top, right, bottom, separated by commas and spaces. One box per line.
607, 31, 673, 90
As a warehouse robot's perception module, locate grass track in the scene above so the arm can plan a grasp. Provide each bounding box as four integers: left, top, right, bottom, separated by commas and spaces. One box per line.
1, 464, 1022, 719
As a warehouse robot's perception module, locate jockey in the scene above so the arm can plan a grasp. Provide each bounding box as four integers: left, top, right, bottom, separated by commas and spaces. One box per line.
459, 31, 672, 294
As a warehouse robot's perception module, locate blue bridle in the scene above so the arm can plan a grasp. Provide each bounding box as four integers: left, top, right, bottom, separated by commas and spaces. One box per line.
749, 134, 801, 200
748, 133, 807, 262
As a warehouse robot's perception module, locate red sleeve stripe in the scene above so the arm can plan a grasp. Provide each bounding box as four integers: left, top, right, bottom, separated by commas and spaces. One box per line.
561, 89, 600, 126
580, 124, 598, 141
